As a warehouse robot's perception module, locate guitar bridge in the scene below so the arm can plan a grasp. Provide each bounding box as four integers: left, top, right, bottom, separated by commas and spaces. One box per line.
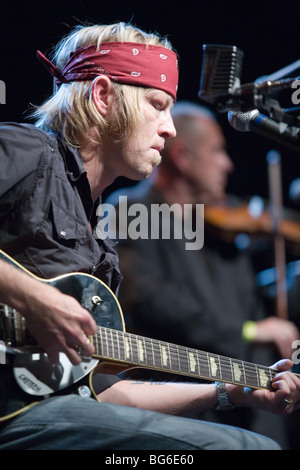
0, 304, 26, 346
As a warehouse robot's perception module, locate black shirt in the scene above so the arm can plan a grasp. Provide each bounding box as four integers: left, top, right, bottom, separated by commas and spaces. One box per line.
0, 122, 122, 404
0, 122, 122, 292
112, 183, 266, 361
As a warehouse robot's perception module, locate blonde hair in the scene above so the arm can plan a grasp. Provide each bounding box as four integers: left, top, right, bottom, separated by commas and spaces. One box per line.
33, 22, 175, 147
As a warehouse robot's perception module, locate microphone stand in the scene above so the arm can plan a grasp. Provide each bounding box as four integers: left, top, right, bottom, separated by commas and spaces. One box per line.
267, 150, 288, 320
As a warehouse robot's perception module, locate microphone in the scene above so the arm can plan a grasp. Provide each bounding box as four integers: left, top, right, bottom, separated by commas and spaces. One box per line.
228, 109, 300, 152
199, 44, 299, 112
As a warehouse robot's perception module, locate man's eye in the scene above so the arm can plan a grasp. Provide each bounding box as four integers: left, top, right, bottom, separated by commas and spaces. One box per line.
153, 101, 164, 110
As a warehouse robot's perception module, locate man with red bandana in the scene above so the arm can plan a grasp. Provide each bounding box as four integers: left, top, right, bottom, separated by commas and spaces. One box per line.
0, 22, 299, 450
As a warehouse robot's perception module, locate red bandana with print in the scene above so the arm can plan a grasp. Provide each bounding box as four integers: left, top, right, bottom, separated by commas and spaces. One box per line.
37, 42, 179, 100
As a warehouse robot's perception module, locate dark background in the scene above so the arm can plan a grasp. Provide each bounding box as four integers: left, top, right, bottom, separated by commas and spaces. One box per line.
1, 0, 300, 205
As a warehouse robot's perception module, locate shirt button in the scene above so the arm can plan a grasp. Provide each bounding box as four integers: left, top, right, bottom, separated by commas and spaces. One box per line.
60, 230, 67, 237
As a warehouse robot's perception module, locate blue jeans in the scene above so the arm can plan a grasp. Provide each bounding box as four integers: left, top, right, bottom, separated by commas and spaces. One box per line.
0, 395, 281, 450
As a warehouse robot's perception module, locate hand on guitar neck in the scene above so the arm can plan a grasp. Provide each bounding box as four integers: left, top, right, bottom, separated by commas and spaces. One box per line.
98, 358, 299, 416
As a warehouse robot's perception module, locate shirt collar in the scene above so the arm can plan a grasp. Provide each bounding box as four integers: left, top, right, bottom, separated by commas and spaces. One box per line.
60, 141, 86, 182
53, 135, 97, 221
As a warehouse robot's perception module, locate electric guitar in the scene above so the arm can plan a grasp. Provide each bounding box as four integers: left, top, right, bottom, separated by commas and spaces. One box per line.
0, 250, 296, 421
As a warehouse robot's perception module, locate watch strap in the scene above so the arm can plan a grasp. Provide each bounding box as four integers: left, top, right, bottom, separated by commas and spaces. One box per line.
215, 381, 234, 410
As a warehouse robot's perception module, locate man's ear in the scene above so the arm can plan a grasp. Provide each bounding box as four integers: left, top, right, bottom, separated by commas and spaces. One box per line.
91, 75, 114, 115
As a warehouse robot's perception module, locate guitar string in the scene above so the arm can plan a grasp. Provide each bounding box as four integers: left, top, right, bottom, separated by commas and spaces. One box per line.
95, 326, 271, 377
95, 327, 270, 375
94, 328, 274, 384
95, 340, 271, 386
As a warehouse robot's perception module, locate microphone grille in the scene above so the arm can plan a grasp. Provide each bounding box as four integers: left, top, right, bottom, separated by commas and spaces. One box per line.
228, 110, 257, 131
199, 45, 244, 104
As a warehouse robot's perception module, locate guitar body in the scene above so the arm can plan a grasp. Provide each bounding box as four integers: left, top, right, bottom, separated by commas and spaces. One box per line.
0, 250, 125, 421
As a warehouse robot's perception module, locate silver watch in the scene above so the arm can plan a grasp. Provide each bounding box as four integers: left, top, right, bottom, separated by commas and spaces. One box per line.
215, 381, 234, 410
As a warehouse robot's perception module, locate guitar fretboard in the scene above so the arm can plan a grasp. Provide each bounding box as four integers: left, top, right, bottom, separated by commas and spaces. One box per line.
94, 327, 275, 390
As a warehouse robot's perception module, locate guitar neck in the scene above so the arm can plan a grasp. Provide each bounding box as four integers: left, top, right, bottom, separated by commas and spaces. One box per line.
93, 327, 276, 390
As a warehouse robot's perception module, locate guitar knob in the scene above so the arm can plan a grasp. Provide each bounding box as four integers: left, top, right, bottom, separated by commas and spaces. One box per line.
77, 385, 92, 398
92, 295, 102, 306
